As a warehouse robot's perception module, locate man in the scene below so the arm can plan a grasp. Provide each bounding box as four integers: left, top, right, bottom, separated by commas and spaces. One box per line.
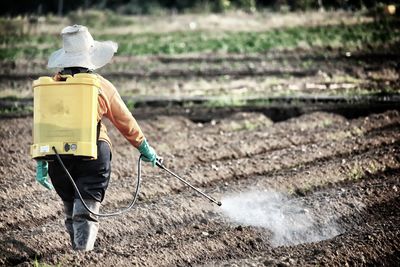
35, 25, 158, 251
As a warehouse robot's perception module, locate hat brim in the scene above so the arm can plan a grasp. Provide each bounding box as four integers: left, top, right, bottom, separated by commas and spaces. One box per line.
47, 40, 117, 70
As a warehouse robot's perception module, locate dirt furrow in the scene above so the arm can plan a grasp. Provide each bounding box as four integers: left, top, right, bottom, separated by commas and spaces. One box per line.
2, 49, 397, 80
132, 110, 400, 170
2, 135, 398, 239
219, 143, 400, 196
0, 66, 318, 82
101, 133, 400, 209
1, 110, 397, 182
2, 118, 397, 234
104, 110, 399, 195
97, 142, 399, 250
203, 173, 400, 266
1, 143, 398, 265
3, 49, 396, 74
15, 167, 398, 267
134, 128, 399, 200
1, 110, 400, 266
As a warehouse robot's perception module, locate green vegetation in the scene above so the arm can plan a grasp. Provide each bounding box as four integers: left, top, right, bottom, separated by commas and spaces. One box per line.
231, 120, 259, 131
33, 257, 61, 267
348, 165, 364, 180
204, 97, 248, 107
0, 104, 33, 116
1, 21, 398, 60
321, 119, 333, 127
347, 160, 383, 181
124, 98, 137, 111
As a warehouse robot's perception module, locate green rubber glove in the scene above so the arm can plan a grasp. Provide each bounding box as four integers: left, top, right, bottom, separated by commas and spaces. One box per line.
36, 160, 54, 190
138, 139, 158, 167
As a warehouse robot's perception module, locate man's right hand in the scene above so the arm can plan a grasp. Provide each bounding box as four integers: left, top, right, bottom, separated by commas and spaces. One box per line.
138, 139, 158, 167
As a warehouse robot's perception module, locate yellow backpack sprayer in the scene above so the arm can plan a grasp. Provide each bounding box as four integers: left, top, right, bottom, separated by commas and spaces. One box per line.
31, 74, 99, 159
31, 73, 221, 217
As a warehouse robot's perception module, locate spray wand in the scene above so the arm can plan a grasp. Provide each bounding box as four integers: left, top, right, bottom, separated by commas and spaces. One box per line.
156, 160, 222, 206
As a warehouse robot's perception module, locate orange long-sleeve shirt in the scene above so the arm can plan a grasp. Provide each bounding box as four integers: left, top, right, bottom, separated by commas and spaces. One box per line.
53, 73, 145, 149
96, 75, 145, 148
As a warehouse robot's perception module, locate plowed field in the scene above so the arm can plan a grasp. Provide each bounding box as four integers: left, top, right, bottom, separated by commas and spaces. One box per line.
1, 109, 399, 266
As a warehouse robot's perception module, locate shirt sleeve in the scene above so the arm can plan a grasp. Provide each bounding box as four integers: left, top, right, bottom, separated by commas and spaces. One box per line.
98, 75, 145, 148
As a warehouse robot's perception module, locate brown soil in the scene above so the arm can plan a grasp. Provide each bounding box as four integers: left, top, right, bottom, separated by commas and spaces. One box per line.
0, 109, 399, 266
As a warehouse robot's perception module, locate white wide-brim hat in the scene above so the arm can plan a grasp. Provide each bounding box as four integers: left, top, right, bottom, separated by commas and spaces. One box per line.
47, 25, 118, 70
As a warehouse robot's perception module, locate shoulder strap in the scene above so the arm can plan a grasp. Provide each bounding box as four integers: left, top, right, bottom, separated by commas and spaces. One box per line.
96, 120, 101, 141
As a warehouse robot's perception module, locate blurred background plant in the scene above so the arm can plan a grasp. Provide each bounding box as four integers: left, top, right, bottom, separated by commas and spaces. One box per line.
68, 9, 134, 27
0, 0, 398, 108
0, 1, 398, 60
1, 0, 398, 16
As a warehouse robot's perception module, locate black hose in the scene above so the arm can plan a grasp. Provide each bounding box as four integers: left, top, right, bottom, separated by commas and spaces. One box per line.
52, 146, 142, 217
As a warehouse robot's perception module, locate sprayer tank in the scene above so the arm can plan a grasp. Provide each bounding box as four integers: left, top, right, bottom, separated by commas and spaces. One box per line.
31, 73, 100, 160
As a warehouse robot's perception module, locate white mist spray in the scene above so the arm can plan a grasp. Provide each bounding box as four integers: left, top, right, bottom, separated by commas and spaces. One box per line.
220, 190, 342, 247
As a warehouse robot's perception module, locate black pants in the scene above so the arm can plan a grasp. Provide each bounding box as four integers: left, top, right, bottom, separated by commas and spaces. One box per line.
48, 141, 112, 203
